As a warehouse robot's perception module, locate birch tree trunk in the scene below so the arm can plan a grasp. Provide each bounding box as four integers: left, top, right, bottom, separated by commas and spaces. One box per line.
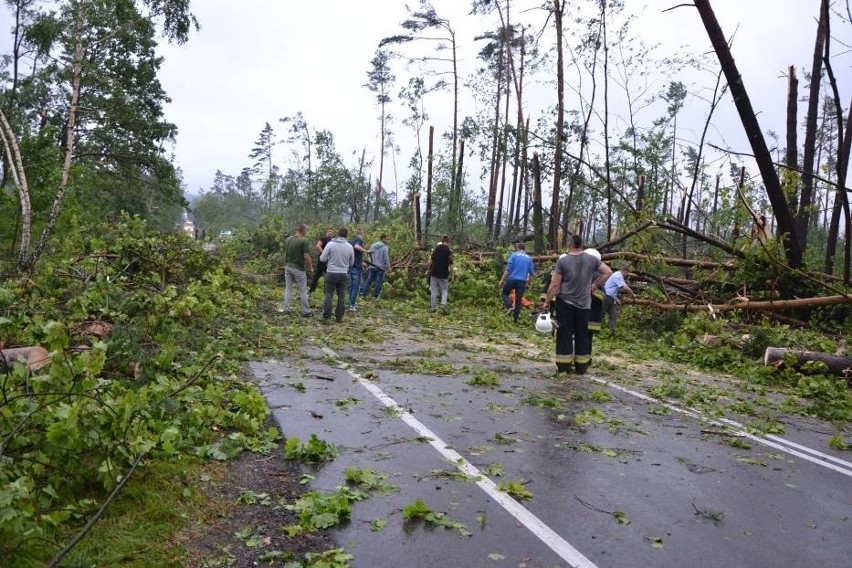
25, 0, 86, 273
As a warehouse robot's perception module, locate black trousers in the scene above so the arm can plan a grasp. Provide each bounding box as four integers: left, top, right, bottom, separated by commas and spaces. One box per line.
309, 261, 327, 292
554, 300, 591, 374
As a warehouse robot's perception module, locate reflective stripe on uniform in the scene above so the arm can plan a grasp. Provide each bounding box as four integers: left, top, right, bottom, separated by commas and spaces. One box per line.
574, 354, 591, 364
555, 353, 574, 364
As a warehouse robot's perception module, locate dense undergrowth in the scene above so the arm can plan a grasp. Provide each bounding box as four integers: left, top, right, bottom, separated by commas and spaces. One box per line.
0, 218, 849, 566
0, 215, 283, 566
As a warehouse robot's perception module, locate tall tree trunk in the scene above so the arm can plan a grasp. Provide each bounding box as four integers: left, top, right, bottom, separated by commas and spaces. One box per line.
425, 125, 434, 242
508, 27, 526, 233
352, 148, 366, 223
824, 100, 852, 279
0, 109, 32, 263
450, 33, 459, 214
518, 117, 530, 233
797, 0, 828, 252
485, 58, 503, 234
785, 66, 799, 172
532, 152, 545, 254
601, 0, 613, 243
549, 0, 566, 250
693, 0, 803, 268
452, 139, 465, 232
495, 40, 513, 239
0, 0, 27, 191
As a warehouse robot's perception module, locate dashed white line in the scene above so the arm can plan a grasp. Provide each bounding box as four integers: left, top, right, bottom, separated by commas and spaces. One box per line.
322, 347, 598, 568
589, 376, 852, 478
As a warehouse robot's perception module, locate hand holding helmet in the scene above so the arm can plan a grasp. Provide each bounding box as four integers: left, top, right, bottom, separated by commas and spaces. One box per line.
535, 312, 553, 333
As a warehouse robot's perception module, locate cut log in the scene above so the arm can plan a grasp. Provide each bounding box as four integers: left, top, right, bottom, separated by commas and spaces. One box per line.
764, 346, 852, 381
0, 346, 51, 371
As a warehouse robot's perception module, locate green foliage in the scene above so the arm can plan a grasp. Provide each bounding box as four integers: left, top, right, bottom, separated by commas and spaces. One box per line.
284, 486, 364, 531
300, 548, 355, 567
466, 368, 500, 386
284, 434, 339, 463
343, 467, 396, 494
497, 480, 533, 501
0, 216, 277, 563
401, 499, 472, 536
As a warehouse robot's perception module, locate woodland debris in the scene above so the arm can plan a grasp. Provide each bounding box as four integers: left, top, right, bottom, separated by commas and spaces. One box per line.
764, 347, 852, 381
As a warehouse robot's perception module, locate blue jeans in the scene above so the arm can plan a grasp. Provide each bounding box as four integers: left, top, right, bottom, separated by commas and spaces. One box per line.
348, 266, 362, 308
360, 266, 385, 298
501, 279, 526, 322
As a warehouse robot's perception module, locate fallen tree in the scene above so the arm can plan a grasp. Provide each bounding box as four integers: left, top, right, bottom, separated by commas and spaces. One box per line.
627, 294, 851, 313
764, 346, 852, 381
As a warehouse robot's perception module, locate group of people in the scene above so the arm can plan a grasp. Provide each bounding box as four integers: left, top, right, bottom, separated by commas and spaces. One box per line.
280, 224, 391, 323
497, 238, 634, 374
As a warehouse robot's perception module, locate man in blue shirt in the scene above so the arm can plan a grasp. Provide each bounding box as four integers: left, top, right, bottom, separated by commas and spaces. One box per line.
348, 227, 369, 311
602, 265, 635, 333
360, 234, 390, 299
498, 243, 536, 323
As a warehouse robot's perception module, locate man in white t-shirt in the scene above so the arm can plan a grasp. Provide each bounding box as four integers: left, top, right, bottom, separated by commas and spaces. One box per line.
602, 265, 635, 334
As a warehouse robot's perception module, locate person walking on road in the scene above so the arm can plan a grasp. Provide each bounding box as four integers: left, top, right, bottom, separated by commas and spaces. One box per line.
360, 234, 390, 299
309, 228, 334, 293
320, 227, 355, 323
281, 223, 314, 317
427, 235, 453, 312
544, 235, 612, 374
602, 265, 635, 334
498, 242, 535, 323
348, 227, 369, 312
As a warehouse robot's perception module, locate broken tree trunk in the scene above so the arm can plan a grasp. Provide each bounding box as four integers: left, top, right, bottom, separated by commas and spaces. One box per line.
764, 346, 852, 380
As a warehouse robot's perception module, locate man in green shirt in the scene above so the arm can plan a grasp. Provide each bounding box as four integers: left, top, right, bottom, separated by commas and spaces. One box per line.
281, 223, 314, 316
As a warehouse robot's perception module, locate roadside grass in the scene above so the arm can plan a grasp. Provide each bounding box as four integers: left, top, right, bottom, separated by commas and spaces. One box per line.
61, 458, 219, 568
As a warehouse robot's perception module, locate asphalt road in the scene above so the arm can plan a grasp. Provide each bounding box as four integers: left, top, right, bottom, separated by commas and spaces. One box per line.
251, 328, 852, 568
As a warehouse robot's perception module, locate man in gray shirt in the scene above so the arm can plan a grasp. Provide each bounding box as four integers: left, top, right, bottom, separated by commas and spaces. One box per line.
320, 227, 355, 322
544, 235, 612, 375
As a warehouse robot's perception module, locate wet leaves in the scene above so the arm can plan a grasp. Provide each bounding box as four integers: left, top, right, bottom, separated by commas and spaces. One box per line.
497, 480, 533, 501
402, 499, 472, 537
284, 434, 338, 463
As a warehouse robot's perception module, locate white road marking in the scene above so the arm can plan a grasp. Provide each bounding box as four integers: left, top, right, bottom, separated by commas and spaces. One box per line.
589, 376, 852, 478
322, 347, 598, 568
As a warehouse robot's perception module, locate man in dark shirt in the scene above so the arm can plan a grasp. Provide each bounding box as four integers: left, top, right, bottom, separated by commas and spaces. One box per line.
427, 235, 453, 312
309, 228, 334, 293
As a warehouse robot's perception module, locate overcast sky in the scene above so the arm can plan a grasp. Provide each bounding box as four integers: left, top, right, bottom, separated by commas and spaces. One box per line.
5, 1, 848, 198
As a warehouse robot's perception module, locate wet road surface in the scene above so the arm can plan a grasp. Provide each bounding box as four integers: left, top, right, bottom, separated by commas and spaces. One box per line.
251, 327, 852, 568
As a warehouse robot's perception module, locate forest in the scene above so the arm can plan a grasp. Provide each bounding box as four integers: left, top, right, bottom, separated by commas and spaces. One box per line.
0, 0, 850, 565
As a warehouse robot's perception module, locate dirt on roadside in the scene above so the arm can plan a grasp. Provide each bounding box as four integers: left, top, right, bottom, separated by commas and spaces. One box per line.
181, 423, 333, 567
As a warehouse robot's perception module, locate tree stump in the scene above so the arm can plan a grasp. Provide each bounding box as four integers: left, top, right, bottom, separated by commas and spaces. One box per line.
764, 347, 852, 382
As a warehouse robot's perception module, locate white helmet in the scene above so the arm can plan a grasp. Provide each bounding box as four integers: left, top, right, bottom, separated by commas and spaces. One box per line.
535, 312, 553, 333
584, 248, 601, 261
